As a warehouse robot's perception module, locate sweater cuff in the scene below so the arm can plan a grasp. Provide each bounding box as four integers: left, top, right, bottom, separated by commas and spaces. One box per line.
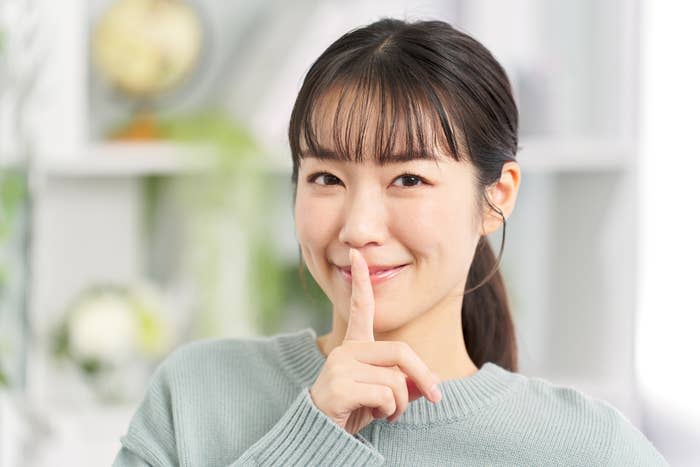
234, 387, 384, 466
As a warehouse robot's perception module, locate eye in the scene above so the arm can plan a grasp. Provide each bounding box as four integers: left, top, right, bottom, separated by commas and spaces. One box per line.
307, 172, 342, 186
392, 173, 427, 187
305, 171, 428, 188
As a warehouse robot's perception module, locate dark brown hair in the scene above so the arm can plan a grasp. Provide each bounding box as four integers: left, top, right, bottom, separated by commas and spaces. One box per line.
288, 18, 519, 372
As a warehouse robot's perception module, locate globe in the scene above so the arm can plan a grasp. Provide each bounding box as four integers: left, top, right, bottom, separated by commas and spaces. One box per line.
91, 0, 203, 139
93, 0, 202, 97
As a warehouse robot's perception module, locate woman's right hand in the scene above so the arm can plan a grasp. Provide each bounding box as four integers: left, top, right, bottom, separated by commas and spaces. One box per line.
309, 248, 443, 435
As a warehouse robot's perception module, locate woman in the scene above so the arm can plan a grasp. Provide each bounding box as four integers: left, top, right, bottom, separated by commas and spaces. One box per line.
113, 18, 667, 466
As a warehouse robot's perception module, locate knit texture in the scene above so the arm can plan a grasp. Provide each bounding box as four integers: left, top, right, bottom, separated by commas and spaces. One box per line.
113, 327, 668, 466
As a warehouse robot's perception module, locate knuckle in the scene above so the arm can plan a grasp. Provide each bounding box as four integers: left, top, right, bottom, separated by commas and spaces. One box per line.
393, 372, 406, 393
380, 386, 393, 403
395, 341, 411, 360
381, 387, 396, 412
394, 373, 408, 403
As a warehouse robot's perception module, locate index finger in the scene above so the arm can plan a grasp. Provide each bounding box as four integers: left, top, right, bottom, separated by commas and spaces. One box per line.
344, 248, 375, 342
344, 340, 442, 403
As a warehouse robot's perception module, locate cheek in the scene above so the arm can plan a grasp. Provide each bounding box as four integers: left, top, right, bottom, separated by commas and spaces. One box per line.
294, 194, 338, 266
394, 197, 472, 259
294, 194, 346, 304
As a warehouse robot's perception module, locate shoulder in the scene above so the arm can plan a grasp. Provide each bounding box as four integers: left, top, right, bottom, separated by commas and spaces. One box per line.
150, 328, 317, 391
118, 332, 291, 465
515, 375, 667, 465
156, 332, 279, 380
133, 335, 268, 403
521, 375, 612, 416
603, 400, 669, 465
129, 332, 285, 425
166, 334, 269, 365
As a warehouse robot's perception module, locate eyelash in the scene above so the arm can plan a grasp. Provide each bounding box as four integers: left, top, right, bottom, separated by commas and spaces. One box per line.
306, 172, 428, 188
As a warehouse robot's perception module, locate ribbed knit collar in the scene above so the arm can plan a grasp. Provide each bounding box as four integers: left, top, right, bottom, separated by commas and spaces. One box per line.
275, 327, 527, 426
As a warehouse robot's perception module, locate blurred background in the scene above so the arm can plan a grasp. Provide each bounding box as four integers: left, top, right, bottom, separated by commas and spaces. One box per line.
0, 0, 698, 465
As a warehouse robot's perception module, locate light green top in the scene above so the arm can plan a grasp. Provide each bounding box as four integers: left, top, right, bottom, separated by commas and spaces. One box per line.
113, 327, 668, 466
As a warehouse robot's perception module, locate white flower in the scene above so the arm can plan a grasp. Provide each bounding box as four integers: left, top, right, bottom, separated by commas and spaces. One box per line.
68, 293, 138, 365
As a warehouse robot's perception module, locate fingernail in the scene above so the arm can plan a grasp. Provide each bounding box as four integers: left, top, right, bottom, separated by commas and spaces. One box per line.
429, 383, 442, 402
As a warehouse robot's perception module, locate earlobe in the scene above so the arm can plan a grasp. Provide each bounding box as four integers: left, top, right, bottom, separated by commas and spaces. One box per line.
479, 197, 505, 236
479, 162, 521, 236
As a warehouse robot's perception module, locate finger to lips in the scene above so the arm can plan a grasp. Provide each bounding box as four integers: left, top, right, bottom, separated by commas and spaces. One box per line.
343, 249, 442, 404
344, 248, 375, 343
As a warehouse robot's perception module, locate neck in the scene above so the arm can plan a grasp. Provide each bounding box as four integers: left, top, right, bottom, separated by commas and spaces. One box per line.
317, 288, 479, 382
278, 327, 526, 426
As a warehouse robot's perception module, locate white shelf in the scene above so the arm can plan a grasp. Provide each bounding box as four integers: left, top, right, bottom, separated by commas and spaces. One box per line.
517, 138, 634, 172
7, 137, 632, 179
0, 155, 23, 170
35, 142, 219, 177
31, 142, 295, 178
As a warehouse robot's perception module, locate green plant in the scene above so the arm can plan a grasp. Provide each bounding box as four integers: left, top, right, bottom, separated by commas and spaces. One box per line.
0, 169, 28, 390
156, 110, 294, 337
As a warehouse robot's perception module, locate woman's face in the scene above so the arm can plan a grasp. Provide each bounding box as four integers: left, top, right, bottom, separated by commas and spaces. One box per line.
293, 102, 485, 333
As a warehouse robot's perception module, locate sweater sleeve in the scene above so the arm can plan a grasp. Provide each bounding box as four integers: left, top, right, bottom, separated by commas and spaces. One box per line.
113, 357, 384, 467
227, 387, 385, 466
605, 411, 669, 466
112, 362, 178, 467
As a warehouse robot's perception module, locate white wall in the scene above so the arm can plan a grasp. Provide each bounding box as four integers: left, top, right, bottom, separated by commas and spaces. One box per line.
636, 1, 700, 465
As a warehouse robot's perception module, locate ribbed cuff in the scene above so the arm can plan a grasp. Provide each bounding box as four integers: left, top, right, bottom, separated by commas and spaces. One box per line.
233, 387, 385, 466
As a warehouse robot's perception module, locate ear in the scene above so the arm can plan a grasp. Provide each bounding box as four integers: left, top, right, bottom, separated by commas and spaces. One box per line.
480, 161, 521, 236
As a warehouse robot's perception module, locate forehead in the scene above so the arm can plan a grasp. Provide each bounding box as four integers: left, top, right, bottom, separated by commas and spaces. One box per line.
299, 80, 458, 167
299, 147, 449, 169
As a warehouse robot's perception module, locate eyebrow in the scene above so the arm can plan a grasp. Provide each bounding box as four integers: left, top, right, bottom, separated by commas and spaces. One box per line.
300, 148, 440, 166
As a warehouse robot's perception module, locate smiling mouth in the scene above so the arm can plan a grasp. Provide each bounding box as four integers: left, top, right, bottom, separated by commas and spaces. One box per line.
336, 264, 410, 285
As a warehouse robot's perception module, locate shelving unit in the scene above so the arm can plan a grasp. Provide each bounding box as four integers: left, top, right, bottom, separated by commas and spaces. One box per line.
1, 0, 650, 465
30, 137, 632, 181
35, 142, 218, 177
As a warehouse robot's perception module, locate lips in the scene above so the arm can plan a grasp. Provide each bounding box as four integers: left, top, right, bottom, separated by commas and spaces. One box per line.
338, 264, 407, 274
336, 263, 410, 285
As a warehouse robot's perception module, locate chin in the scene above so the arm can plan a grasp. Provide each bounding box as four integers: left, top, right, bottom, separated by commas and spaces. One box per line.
353, 304, 410, 331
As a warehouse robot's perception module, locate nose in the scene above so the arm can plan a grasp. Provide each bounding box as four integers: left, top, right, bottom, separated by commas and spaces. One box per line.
338, 189, 388, 249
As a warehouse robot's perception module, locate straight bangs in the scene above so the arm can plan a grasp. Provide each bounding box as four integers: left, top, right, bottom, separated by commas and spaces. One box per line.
289, 57, 470, 178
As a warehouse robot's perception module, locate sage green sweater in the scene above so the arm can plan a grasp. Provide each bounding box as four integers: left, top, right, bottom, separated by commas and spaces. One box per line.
113, 327, 667, 466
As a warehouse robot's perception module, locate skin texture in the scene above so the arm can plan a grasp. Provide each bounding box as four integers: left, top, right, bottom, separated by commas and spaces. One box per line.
294, 93, 521, 383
